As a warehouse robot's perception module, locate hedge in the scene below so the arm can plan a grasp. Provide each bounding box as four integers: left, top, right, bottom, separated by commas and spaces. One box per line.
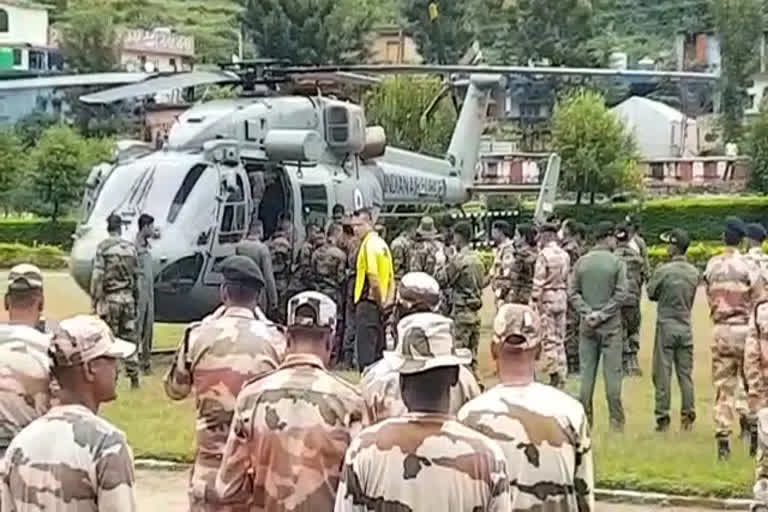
0, 220, 76, 249
0, 243, 68, 269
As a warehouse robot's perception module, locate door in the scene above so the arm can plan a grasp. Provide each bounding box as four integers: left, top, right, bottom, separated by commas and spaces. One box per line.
202, 168, 250, 286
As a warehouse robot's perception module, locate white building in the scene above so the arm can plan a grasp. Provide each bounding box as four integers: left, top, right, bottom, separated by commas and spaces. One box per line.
121, 28, 194, 73
612, 96, 699, 159
0, 0, 59, 72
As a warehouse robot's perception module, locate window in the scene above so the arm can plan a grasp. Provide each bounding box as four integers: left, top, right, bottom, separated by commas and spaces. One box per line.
12, 49, 20, 66
168, 164, 206, 223
385, 41, 400, 63
29, 51, 44, 70
300, 185, 328, 228
0, 10, 8, 32
170, 58, 177, 72
219, 174, 247, 244
651, 163, 664, 180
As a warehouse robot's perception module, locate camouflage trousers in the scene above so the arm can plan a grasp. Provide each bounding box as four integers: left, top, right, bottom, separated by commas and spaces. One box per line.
537, 291, 567, 384
188, 453, 249, 512
566, 305, 580, 374
96, 292, 138, 378
275, 278, 289, 324
341, 278, 356, 369
757, 410, 768, 486
454, 308, 481, 372
621, 303, 641, 364
712, 323, 751, 439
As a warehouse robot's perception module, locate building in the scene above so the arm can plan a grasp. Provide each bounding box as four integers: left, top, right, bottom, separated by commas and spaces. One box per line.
369, 26, 422, 65
121, 28, 194, 73
0, 0, 61, 73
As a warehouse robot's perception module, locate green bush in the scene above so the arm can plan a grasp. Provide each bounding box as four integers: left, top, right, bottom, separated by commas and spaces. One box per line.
0, 243, 68, 269
0, 220, 77, 249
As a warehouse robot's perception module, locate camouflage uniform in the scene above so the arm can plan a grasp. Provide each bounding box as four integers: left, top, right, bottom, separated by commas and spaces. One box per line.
216, 353, 368, 510
268, 231, 292, 323
335, 314, 511, 512
164, 307, 287, 511
704, 248, 764, 439
746, 246, 768, 285
437, 246, 486, 371
490, 238, 516, 309
614, 242, 647, 374
390, 231, 412, 282
1, 315, 138, 512
288, 235, 320, 298
509, 239, 537, 304
531, 240, 571, 385
90, 234, 140, 379
408, 235, 444, 279
0, 325, 56, 456
562, 237, 585, 375
311, 239, 347, 305
745, 301, 768, 491
460, 382, 593, 511
341, 235, 361, 368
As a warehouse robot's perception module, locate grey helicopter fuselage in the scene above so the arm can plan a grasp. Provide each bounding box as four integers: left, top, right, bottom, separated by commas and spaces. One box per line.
70, 75, 499, 322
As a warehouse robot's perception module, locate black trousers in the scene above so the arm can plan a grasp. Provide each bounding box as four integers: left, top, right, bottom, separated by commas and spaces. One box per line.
355, 299, 383, 371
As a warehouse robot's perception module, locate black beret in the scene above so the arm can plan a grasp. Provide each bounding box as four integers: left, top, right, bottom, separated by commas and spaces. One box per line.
725, 216, 747, 237
220, 255, 264, 287
106, 213, 122, 231
747, 223, 767, 242
615, 223, 630, 242
594, 221, 615, 239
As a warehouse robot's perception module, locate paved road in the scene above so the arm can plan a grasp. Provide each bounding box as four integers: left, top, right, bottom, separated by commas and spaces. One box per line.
134, 470, 741, 511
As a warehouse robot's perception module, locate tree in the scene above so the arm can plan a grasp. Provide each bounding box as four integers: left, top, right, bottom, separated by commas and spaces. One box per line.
746, 111, 768, 193
29, 125, 112, 221
364, 76, 456, 155
0, 130, 28, 215
551, 89, 640, 204
57, 0, 121, 72
243, 0, 376, 64
714, 0, 763, 142
402, 0, 476, 64
478, 0, 598, 66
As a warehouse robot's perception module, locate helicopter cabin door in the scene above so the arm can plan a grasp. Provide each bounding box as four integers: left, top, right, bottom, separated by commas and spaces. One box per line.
202, 168, 250, 286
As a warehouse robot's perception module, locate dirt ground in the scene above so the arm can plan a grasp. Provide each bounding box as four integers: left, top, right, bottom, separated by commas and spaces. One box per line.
134, 469, 739, 512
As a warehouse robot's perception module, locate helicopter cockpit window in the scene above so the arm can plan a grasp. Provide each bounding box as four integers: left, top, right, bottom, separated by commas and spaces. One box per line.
219, 174, 247, 244
168, 164, 206, 223
300, 184, 328, 229
326, 106, 349, 144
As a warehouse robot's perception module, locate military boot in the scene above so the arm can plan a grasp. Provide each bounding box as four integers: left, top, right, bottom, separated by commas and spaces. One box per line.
655, 418, 670, 433
681, 418, 695, 432
718, 437, 731, 461
130, 375, 140, 390
752, 424, 760, 458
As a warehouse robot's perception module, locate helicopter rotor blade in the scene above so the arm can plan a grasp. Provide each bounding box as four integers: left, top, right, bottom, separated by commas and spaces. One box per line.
79, 71, 242, 104
280, 64, 718, 82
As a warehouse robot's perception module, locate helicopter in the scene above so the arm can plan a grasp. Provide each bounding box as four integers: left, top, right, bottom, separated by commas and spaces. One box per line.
67, 60, 717, 322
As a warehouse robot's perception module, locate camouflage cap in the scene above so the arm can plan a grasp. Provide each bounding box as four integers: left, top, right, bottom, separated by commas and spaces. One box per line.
287, 291, 337, 330
492, 304, 540, 351
50, 315, 136, 367
384, 312, 471, 375
396, 272, 441, 312
8, 263, 43, 291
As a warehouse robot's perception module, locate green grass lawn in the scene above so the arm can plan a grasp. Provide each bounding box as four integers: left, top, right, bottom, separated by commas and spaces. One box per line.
6, 273, 758, 497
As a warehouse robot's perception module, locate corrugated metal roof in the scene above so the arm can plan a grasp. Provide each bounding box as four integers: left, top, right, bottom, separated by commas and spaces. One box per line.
0, 73, 153, 91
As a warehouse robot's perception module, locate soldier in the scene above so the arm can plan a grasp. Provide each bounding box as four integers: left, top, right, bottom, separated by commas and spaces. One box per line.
746, 295, 768, 507
438, 221, 486, 372
340, 217, 360, 370
247, 167, 265, 232
164, 256, 287, 511
362, 272, 481, 422
408, 216, 445, 278
268, 219, 293, 323
135, 213, 155, 375
615, 223, 647, 377
569, 221, 628, 431
0, 315, 137, 512
390, 222, 414, 281
705, 217, 765, 460
648, 229, 700, 433
288, 224, 322, 298
332, 203, 345, 223
509, 223, 538, 304
216, 291, 367, 510
490, 219, 516, 309
312, 223, 347, 362
90, 213, 140, 389
563, 221, 587, 376
0, 265, 57, 457
531, 223, 570, 389
236, 220, 279, 319
335, 313, 511, 512
745, 223, 768, 284
459, 303, 594, 511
